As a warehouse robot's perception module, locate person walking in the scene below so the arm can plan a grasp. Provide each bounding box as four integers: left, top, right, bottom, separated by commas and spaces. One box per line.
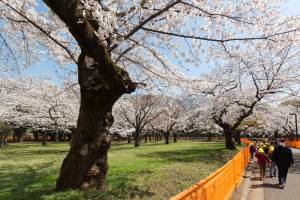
268, 142, 277, 177
271, 139, 295, 188
256, 147, 270, 180
250, 142, 257, 160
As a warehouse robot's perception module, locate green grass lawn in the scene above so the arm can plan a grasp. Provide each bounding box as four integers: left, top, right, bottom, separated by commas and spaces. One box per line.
0, 141, 240, 200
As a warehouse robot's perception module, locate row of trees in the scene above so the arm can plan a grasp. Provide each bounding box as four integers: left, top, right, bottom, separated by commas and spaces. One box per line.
0, 0, 299, 192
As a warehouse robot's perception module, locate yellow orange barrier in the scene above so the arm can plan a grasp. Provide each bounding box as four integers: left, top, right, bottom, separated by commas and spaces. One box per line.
170, 142, 250, 200
287, 139, 300, 149
240, 138, 251, 145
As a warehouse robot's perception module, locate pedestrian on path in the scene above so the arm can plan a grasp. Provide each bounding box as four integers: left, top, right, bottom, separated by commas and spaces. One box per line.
271, 139, 295, 188
250, 142, 257, 160
256, 147, 270, 180
268, 142, 277, 177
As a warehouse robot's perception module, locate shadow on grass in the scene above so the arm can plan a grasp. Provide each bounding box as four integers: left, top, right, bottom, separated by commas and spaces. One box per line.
3, 149, 69, 158
101, 174, 155, 200
0, 162, 56, 200
109, 142, 166, 152
137, 147, 235, 164
0, 163, 154, 200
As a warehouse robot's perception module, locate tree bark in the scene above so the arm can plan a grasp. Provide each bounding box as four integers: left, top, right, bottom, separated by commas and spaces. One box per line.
42, 133, 47, 146
0, 133, 6, 148
173, 133, 177, 143
207, 134, 212, 141
33, 132, 39, 141
55, 52, 135, 190
164, 132, 170, 144
42, 0, 136, 191
224, 129, 236, 150
127, 135, 132, 144
134, 130, 140, 147
55, 131, 59, 143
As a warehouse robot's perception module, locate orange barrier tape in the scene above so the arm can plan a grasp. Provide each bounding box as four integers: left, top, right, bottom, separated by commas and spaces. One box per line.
287, 139, 300, 149
170, 140, 250, 200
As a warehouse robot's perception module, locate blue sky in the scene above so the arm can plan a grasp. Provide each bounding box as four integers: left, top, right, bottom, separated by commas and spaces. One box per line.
22, 0, 300, 84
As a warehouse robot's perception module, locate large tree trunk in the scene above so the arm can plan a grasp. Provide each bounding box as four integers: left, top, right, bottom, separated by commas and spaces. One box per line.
43, 0, 136, 191
134, 130, 140, 147
164, 131, 170, 144
224, 129, 236, 150
55, 52, 136, 191
56, 54, 135, 190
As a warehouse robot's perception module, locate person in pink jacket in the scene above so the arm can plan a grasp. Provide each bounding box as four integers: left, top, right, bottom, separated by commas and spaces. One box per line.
256, 148, 270, 180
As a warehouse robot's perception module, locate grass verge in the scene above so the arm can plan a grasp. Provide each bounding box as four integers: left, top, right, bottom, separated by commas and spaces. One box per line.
0, 141, 240, 200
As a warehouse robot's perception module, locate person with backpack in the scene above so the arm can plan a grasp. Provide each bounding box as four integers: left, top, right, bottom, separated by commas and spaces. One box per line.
256, 147, 271, 180
271, 139, 295, 188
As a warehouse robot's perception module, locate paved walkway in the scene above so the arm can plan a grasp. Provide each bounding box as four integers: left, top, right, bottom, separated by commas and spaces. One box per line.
249, 148, 300, 200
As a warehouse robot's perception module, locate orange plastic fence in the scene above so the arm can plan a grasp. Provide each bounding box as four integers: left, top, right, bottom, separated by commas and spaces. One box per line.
240, 138, 251, 146
287, 139, 300, 149
170, 140, 250, 200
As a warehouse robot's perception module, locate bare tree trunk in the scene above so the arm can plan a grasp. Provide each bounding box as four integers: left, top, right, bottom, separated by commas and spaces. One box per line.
207, 134, 212, 141
0, 133, 6, 148
173, 133, 177, 143
34, 132, 39, 141
164, 132, 170, 144
55, 131, 59, 143
127, 135, 132, 144
224, 129, 236, 150
134, 130, 140, 147
144, 134, 147, 143
42, 133, 47, 146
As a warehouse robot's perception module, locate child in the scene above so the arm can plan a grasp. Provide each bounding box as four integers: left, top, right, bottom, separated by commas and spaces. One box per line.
256, 148, 270, 180
268, 143, 277, 177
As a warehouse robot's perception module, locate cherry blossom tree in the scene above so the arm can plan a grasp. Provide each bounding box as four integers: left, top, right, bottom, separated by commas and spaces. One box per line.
150, 97, 185, 144
114, 93, 162, 147
249, 99, 300, 139
0, 78, 79, 139
192, 42, 299, 149
0, 0, 299, 191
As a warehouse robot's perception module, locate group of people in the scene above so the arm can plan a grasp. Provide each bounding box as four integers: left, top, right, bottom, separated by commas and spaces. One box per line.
250, 138, 295, 188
